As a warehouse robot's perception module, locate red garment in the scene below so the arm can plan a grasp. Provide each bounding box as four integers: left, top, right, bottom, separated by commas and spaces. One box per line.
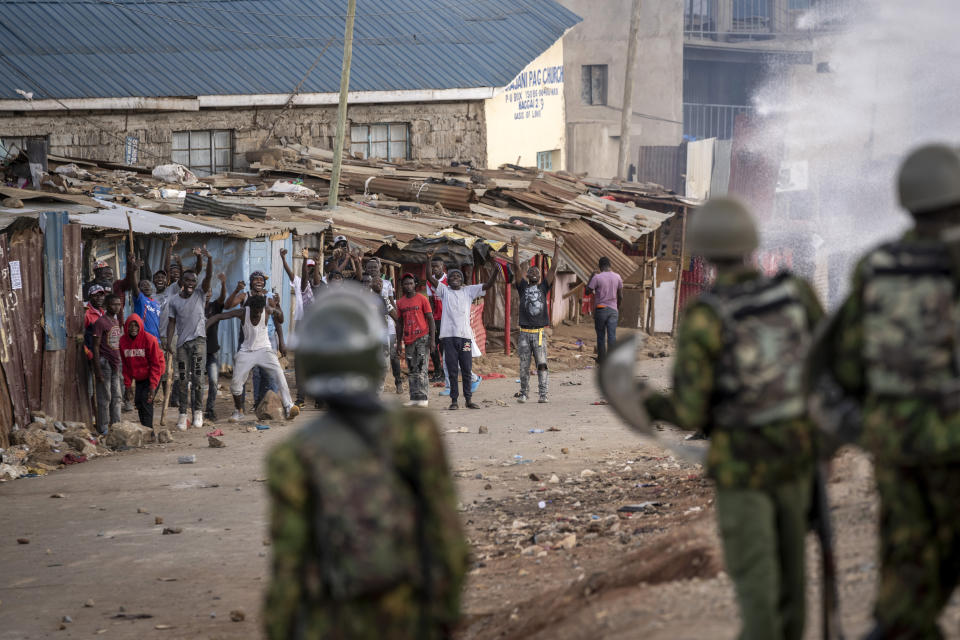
119, 314, 165, 390
83, 303, 105, 360
396, 294, 433, 345
426, 273, 447, 322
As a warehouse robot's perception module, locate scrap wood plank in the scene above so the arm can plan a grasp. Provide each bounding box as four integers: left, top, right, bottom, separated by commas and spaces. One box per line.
0, 235, 30, 428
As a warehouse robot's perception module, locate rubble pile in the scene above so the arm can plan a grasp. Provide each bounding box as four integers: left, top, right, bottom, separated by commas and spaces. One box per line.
458, 450, 712, 566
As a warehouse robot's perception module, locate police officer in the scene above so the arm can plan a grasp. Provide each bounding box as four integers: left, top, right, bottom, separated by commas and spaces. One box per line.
643, 197, 824, 640
264, 283, 469, 640
817, 144, 960, 639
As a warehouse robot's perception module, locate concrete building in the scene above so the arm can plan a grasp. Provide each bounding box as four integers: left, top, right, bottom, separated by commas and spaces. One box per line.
0, 0, 579, 174
557, 0, 686, 178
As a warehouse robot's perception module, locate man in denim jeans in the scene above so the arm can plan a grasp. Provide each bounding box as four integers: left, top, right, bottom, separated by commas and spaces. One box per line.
586, 257, 623, 363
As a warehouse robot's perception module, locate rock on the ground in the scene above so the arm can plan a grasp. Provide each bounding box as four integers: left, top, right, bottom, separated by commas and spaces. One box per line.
255, 391, 284, 421
63, 435, 98, 457
229, 609, 245, 622
105, 421, 153, 449
10, 429, 51, 453
156, 429, 173, 444
208, 436, 225, 448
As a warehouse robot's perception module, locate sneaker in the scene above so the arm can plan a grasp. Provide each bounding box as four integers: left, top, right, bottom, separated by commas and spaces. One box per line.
448, 401, 458, 410
517, 394, 528, 404
471, 377, 482, 393
286, 405, 300, 420
538, 395, 548, 404
415, 400, 429, 408
176, 414, 188, 431
439, 388, 451, 397
403, 400, 416, 407
193, 411, 204, 430
204, 409, 217, 421
395, 382, 404, 394
295, 398, 305, 408
229, 411, 244, 423
465, 401, 481, 410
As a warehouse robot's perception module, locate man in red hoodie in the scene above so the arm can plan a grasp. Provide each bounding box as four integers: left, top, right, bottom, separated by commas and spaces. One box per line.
120, 314, 165, 428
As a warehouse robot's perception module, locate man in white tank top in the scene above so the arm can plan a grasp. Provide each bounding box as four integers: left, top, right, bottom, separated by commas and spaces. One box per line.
206, 294, 300, 422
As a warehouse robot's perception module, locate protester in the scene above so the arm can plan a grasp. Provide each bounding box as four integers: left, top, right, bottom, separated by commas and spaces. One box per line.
361, 273, 399, 394
426, 254, 500, 410
265, 284, 467, 639
120, 313, 165, 428
126, 256, 162, 340
585, 257, 623, 363
204, 273, 227, 421
396, 273, 436, 408
91, 293, 124, 434
157, 236, 185, 408
226, 272, 285, 408
281, 247, 323, 407
511, 236, 561, 404
324, 236, 362, 279
165, 246, 213, 431
82, 260, 114, 301
206, 294, 300, 422
425, 254, 448, 382
366, 257, 403, 393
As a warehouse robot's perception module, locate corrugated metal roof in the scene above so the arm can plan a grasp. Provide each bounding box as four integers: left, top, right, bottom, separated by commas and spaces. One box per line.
556, 219, 638, 284
0, 0, 581, 100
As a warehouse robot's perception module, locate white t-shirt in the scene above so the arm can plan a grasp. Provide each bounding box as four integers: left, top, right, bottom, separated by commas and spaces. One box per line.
291, 276, 314, 323
435, 283, 485, 339
380, 279, 396, 338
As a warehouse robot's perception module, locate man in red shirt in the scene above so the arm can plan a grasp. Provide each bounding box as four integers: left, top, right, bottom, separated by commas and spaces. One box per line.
395, 273, 436, 408
91, 294, 124, 434
120, 313, 165, 428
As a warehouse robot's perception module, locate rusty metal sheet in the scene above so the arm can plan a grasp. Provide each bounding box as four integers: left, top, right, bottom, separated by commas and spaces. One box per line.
557, 219, 639, 284
43, 223, 90, 423
0, 234, 30, 428
8, 226, 45, 412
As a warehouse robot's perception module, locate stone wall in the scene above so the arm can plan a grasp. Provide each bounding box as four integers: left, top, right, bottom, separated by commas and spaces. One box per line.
0, 101, 487, 169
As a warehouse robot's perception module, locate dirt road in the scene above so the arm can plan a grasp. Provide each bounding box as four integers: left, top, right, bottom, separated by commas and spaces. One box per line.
3, 332, 960, 639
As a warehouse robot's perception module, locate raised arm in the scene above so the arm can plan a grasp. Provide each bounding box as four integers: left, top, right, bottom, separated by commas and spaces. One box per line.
480, 260, 501, 292
192, 245, 203, 276
545, 236, 562, 288
128, 255, 143, 293
199, 246, 213, 293
205, 308, 244, 330
511, 237, 522, 288
279, 247, 295, 282
216, 273, 227, 306
163, 234, 177, 276
425, 249, 440, 289
225, 280, 247, 309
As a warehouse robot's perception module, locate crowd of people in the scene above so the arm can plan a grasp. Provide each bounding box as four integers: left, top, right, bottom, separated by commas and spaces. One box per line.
81, 232, 627, 434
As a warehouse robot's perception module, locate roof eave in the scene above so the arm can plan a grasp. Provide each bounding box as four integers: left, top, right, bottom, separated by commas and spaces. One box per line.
0, 87, 498, 112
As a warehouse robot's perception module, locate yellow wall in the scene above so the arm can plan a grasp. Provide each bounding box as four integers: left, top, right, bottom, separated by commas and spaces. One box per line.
484, 38, 566, 170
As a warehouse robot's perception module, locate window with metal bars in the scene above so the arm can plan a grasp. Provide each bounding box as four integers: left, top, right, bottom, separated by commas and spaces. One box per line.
581, 65, 608, 106
349, 123, 410, 161
171, 130, 233, 176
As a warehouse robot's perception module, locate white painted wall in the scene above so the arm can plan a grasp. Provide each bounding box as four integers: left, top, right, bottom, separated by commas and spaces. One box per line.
484, 39, 567, 170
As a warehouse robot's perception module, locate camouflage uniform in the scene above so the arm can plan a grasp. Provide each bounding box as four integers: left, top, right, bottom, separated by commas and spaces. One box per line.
823, 230, 960, 638
264, 407, 469, 640
645, 269, 823, 640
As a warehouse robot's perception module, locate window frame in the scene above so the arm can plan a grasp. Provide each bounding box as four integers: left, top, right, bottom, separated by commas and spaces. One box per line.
581, 64, 608, 106
349, 122, 411, 161
171, 129, 233, 176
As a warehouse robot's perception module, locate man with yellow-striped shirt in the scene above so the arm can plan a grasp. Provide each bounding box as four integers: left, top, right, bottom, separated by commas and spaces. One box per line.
511, 236, 561, 404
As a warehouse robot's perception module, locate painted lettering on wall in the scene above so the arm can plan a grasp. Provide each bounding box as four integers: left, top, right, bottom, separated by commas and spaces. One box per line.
503, 65, 564, 121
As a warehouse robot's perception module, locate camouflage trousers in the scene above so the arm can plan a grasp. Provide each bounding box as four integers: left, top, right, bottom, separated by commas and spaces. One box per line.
716, 475, 811, 640
405, 335, 430, 402
873, 462, 960, 639
517, 329, 548, 399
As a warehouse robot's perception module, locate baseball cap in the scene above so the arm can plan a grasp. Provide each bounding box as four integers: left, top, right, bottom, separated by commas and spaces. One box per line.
333, 235, 347, 243
401, 272, 417, 281
94, 261, 109, 269
250, 270, 268, 281
88, 285, 106, 295
306, 259, 316, 267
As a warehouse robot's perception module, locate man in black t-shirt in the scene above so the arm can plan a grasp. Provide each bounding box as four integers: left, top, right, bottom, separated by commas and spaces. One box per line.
511, 236, 562, 404
204, 273, 227, 420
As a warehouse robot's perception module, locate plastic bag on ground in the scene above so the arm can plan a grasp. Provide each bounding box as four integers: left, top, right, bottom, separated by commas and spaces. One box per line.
266, 180, 316, 197
152, 163, 200, 185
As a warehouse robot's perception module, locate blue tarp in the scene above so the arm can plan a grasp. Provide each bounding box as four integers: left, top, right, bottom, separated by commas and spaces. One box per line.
41, 211, 67, 351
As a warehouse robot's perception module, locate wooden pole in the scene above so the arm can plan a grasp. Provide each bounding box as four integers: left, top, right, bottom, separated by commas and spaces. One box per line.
327, 0, 356, 209
617, 0, 643, 181
504, 262, 511, 356
671, 206, 689, 337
